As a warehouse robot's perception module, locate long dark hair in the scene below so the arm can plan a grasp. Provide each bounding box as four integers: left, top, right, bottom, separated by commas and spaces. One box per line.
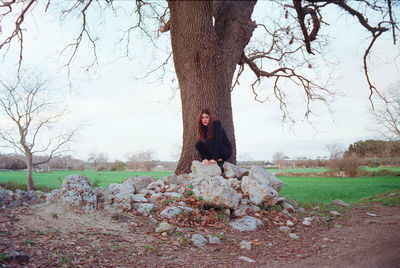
197, 108, 215, 141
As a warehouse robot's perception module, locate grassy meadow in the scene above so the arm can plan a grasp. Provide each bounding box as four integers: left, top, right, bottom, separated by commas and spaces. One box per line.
1, 168, 399, 206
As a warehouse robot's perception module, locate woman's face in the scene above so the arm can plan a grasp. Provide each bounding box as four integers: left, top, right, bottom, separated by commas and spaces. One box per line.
201, 113, 210, 126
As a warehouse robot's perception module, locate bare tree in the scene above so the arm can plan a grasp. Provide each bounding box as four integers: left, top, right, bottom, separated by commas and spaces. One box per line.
0, 71, 77, 190
126, 150, 157, 171
87, 152, 109, 171
272, 151, 285, 162
370, 82, 400, 139
324, 143, 344, 159
0, 1, 398, 174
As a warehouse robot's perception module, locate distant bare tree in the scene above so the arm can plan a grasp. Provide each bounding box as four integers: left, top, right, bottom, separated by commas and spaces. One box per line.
272, 151, 285, 162
87, 152, 109, 171
126, 150, 157, 171
324, 143, 344, 159
370, 82, 400, 140
0, 71, 77, 190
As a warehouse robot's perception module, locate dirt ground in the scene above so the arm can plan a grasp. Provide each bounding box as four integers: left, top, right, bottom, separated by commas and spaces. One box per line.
0, 202, 399, 268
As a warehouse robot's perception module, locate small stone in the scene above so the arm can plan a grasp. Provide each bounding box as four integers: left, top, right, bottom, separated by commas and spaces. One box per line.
302, 220, 312, 226
191, 234, 208, 248
366, 212, 377, 217
160, 206, 193, 219
332, 199, 350, 207
254, 213, 261, 217
132, 194, 148, 203
240, 240, 252, 250
161, 232, 168, 237
279, 226, 291, 233
288, 233, 300, 240
238, 256, 255, 263
334, 224, 342, 228
164, 192, 183, 199
329, 211, 341, 217
155, 222, 173, 233
207, 235, 221, 244
282, 202, 294, 212
286, 220, 295, 227
229, 216, 264, 232
132, 203, 154, 214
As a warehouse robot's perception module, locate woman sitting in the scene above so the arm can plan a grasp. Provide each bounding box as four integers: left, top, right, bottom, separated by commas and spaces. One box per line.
195, 108, 232, 170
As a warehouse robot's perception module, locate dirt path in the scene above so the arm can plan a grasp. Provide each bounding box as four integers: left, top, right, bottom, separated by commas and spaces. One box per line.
1, 203, 399, 267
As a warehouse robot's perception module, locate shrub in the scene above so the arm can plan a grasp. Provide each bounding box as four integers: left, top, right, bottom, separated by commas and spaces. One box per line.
328, 153, 361, 177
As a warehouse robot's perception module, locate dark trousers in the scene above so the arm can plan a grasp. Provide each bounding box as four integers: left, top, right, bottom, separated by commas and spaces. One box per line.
195, 139, 232, 161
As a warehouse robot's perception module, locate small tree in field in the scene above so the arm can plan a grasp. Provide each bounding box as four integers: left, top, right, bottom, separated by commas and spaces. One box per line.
0, 72, 77, 190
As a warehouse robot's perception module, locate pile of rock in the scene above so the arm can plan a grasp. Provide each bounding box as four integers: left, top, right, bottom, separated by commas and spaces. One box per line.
45, 161, 296, 232
0, 187, 44, 209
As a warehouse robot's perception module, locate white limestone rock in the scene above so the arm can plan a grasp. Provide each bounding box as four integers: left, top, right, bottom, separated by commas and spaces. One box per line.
249, 165, 283, 192
155, 222, 173, 233
227, 178, 241, 190
59, 175, 97, 211
147, 193, 163, 203
232, 204, 260, 217
332, 199, 350, 207
160, 206, 193, 219
191, 234, 208, 248
229, 216, 264, 231
191, 160, 221, 177
192, 176, 240, 210
289, 233, 300, 240
240, 240, 252, 250
132, 203, 155, 214
207, 235, 221, 244
124, 176, 153, 194
223, 162, 249, 179
163, 192, 183, 199
279, 226, 292, 233
241, 176, 278, 207
132, 194, 148, 203
105, 181, 136, 212
46, 189, 60, 204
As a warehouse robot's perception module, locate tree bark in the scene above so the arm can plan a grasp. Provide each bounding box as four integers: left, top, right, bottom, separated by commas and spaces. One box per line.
26, 152, 34, 190
169, 1, 256, 174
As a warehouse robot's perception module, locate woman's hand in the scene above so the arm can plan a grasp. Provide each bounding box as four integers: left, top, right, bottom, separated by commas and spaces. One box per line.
202, 159, 210, 166
209, 159, 217, 164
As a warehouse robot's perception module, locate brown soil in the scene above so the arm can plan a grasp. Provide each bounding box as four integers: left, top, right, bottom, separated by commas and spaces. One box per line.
1, 203, 399, 267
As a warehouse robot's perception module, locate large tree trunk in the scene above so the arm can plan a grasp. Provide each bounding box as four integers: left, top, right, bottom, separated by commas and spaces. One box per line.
26, 152, 34, 190
169, 1, 257, 174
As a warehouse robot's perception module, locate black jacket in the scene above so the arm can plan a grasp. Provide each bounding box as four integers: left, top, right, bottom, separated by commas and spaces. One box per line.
205, 120, 232, 160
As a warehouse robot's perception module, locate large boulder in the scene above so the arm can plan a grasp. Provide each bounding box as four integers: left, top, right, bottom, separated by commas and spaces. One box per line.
223, 162, 249, 179
249, 165, 283, 192
191, 161, 221, 177
192, 176, 240, 209
124, 176, 153, 194
59, 175, 97, 211
241, 176, 278, 207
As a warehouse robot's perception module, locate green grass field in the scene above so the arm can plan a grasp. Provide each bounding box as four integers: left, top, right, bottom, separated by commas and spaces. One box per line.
0, 170, 173, 189
1, 169, 399, 206
278, 176, 400, 206
267, 166, 400, 174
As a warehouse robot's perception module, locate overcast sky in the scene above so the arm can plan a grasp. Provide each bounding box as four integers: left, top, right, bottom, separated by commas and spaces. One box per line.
0, 1, 399, 162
